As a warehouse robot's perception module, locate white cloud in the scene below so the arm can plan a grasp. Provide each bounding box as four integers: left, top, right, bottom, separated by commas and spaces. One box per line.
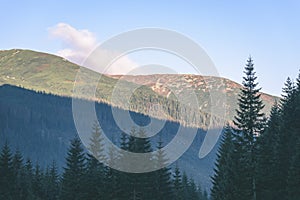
49, 23, 138, 74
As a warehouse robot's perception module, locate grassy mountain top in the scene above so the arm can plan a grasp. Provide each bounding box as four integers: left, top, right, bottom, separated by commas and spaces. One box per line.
0, 49, 278, 127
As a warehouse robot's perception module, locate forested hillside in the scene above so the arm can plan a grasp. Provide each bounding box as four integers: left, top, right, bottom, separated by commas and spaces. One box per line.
0, 84, 217, 191
0, 49, 278, 128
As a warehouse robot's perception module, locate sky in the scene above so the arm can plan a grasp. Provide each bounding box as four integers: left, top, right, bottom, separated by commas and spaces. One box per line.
0, 0, 300, 96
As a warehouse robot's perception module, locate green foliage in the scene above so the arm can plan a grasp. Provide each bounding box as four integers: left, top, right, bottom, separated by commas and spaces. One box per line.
211, 125, 237, 200
0, 142, 14, 199
173, 164, 184, 200
60, 138, 86, 200
0, 131, 207, 200
212, 61, 300, 200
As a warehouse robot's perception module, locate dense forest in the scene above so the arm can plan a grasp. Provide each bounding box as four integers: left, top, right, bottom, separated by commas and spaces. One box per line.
0, 84, 215, 191
1, 57, 299, 200
0, 126, 209, 200
211, 58, 300, 200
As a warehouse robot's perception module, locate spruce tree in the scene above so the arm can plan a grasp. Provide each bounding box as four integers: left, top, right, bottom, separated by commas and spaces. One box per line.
105, 132, 121, 200
116, 133, 131, 200
277, 76, 300, 199
23, 158, 35, 200
127, 128, 154, 200
12, 149, 24, 200
32, 163, 44, 199
60, 138, 86, 200
233, 57, 265, 200
181, 172, 190, 199
173, 164, 184, 200
0, 142, 14, 199
256, 104, 282, 200
287, 139, 300, 200
153, 136, 173, 200
85, 122, 106, 200
211, 125, 237, 200
44, 161, 59, 200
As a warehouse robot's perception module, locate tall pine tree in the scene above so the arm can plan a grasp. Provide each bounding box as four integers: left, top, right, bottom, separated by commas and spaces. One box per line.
60, 138, 86, 200
233, 57, 265, 200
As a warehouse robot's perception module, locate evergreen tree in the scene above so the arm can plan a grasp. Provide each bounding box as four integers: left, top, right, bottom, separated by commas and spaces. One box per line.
0, 142, 14, 199
233, 57, 265, 200
256, 104, 282, 200
85, 122, 106, 200
23, 158, 35, 200
116, 133, 131, 200
88, 122, 106, 162
211, 125, 237, 200
280, 77, 295, 106
181, 172, 190, 199
12, 149, 24, 200
277, 76, 300, 199
287, 139, 300, 200
173, 164, 184, 200
60, 138, 86, 200
127, 128, 154, 200
153, 136, 173, 200
32, 163, 44, 199
44, 161, 59, 200
105, 132, 121, 200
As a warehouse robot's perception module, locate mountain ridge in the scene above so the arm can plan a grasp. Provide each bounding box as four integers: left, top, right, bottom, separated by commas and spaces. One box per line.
0, 49, 278, 127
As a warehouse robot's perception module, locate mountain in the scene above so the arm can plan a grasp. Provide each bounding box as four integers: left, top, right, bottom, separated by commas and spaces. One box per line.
109, 74, 277, 121
0, 49, 278, 127
0, 84, 216, 191
0, 49, 279, 190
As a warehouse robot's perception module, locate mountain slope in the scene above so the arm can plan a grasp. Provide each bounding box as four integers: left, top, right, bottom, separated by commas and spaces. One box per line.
109, 74, 278, 121
0, 49, 215, 128
0, 84, 216, 190
0, 49, 278, 127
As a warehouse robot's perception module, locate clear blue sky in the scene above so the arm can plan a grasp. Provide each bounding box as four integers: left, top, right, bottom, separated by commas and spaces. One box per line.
1, 0, 299, 96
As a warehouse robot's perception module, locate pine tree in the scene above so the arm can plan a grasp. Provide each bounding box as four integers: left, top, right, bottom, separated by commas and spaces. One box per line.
153, 136, 173, 200
211, 125, 237, 200
60, 138, 86, 200
127, 128, 154, 200
233, 57, 265, 200
85, 122, 106, 200
280, 77, 295, 106
32, 163, 44, 199
105, 132, 121, 200
116, 133, 131, 200
12, 149, 24, 200
44, 161, 59, 200
256, 104, 282, 200
88, 122, 106, 162
23, 158, 35, 200
0, 142, 14, 199
181, 172, 190, 199
173, 164, 184, 200
287, 139, 300, 200
285, 73, 300, 200
277, 76, 300, 199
